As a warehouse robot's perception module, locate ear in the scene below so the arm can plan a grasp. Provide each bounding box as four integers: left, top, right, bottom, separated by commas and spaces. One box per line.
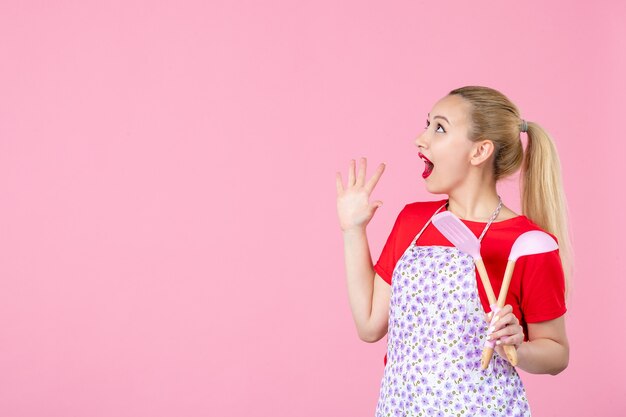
469, 140, 495, 166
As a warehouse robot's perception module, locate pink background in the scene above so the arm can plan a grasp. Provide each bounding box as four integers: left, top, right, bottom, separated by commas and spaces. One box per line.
1, 1, 624, 416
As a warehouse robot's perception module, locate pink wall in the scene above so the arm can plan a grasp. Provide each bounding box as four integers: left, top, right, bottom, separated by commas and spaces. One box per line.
0, 1, 624, 416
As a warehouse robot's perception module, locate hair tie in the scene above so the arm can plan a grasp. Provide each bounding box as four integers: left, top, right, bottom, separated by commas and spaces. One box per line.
520, 119, 528, 133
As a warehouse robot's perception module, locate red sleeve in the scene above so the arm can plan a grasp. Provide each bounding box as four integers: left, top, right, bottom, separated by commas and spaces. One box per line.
374, 206, 406, 285
518, 248, 567, 323
373, 205, 409, 285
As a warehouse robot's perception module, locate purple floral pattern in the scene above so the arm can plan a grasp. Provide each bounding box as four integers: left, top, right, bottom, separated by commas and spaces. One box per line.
375, 245, 531, 417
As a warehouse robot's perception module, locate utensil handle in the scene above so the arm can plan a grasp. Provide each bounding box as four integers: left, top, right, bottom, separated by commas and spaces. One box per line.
497, 260, 516, 307
481, 347, 495, 370
477, 259, 519, 368
474, 259, 496, 305
504, 345, 518, 366
475, 259, 499, 369
498, 260, 518, 366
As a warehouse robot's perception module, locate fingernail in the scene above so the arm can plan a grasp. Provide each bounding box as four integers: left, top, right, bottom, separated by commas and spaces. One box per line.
492, 316, 498, 323
489, 326, 495, 333
496, 341, 502, 345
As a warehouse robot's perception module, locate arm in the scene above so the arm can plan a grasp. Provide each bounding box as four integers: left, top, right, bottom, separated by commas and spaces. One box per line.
343, 227, 391, 342
487, 307, 569, 375
516, 315, 569, 375
503, 249, 569, 374
336, 158, 390, 343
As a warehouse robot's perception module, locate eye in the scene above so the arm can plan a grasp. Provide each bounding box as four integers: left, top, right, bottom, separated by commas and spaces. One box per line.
425, 119, 446, 133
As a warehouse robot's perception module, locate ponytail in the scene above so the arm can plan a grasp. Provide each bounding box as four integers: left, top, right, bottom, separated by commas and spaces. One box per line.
521, 122, 573, 298
448, 86, 573, 299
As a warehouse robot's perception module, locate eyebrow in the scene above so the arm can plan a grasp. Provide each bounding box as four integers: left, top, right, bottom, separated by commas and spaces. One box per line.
427, 113, 451, 125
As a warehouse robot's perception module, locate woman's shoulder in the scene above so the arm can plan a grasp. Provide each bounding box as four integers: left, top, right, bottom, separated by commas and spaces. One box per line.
495, 215, 559, 244
403, 199, 448, 215
388, 199, 447, 230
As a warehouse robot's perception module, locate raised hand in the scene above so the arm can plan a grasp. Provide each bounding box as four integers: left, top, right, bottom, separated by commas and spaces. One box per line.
336, 157, 386, 232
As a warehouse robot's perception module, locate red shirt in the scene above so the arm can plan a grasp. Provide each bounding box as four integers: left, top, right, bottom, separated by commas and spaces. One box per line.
374, 199, 567, 366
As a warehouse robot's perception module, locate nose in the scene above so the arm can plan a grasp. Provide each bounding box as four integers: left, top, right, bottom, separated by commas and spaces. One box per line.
414, 131, 427, 150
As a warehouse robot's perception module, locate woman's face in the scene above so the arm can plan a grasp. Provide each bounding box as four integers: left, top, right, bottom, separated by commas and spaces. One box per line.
414, 94, 478, 195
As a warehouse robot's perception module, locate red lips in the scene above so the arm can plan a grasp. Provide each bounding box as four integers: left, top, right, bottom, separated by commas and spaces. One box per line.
419, 152, 434, 179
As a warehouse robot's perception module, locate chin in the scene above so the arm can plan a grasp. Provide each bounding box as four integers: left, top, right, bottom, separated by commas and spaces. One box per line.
424, 180, 447, 196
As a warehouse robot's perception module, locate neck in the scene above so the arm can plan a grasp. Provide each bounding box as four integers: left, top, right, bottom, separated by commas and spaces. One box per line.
446, 186, 501, 222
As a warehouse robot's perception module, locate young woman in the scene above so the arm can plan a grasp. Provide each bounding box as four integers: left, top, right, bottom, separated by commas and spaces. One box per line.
335, 86, 571, 416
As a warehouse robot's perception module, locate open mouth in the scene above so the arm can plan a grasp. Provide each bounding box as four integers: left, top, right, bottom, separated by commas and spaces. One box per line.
419, 152, 434, 179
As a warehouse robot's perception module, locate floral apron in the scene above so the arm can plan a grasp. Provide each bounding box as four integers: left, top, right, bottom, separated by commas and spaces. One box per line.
375, 204, 531, 417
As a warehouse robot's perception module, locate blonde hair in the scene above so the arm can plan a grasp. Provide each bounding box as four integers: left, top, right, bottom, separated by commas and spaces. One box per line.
448, 86, 573, 298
